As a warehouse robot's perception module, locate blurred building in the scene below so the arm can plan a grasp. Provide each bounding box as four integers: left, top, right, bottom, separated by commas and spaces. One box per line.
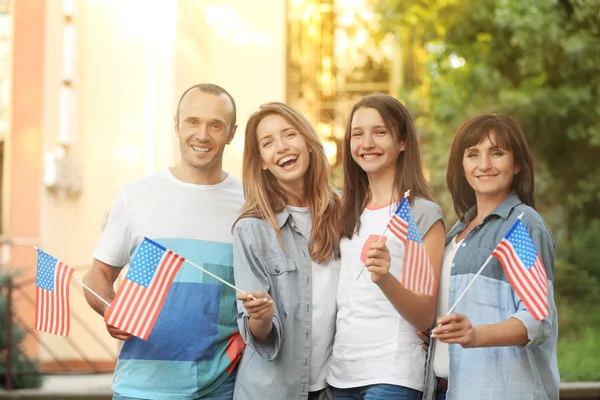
2, 0, 398, 371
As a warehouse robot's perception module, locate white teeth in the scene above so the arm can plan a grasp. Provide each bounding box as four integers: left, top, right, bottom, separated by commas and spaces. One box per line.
191, 145, 209, 152
362, 154, 378, 160
278, 156, 297, 166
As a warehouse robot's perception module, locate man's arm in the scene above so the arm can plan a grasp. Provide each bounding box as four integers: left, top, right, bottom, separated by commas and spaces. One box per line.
83, 259, 131, 340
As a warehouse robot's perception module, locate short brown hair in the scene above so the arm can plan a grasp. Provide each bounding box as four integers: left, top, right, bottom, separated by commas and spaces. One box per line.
340, 94, 433, 239
446, 114, 535, 220
175, 83, 237, 127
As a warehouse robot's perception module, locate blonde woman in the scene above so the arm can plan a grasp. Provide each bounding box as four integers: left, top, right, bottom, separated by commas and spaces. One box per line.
232, 102, 341, 400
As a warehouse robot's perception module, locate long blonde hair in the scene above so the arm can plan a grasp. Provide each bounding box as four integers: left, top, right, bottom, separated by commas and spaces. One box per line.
237, 102, 341, 262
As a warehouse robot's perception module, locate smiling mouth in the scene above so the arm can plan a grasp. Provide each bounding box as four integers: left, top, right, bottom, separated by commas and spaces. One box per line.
476, 174, 498, 180
277, 155, 298, 169
361, 153, 381, 160
191, 145, 209, 153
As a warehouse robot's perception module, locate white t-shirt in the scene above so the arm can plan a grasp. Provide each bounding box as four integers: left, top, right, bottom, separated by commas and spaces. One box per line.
287, 205, 340, 392
93, 169, 246, 399
432, 235, 462, 379
327, 197, 443, 391
94, 169, 244, 266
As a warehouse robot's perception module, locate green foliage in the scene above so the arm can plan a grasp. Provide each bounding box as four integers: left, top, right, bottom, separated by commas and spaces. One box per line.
556, 296, 600, 381
377, 0, 600, 295
558, 329, 600, 382
375, 0, 600, 381
0, 269, 43, 389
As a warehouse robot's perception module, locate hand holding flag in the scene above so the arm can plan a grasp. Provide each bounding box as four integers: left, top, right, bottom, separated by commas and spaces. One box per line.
357, 190, 436, 296
34, 236, 252, 341
104, 238, 185, 340
446, 213, 549, 320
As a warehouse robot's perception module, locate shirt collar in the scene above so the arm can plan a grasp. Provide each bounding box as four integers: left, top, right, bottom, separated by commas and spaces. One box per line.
463, 190, 522, 224
276, 208, 292, 229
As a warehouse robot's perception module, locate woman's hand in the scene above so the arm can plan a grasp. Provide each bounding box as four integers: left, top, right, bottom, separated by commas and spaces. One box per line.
432, 313, 478, 348
365, 241, 392, 284
237, 291, 276, 341
237, 291, 274, 322
417, 329, 431, 351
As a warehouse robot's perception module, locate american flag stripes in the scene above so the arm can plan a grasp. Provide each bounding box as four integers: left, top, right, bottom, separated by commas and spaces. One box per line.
35, 250, 74, 336
492, 219, 549, 321
388, 197, 436, 296
105, 238, 185, 340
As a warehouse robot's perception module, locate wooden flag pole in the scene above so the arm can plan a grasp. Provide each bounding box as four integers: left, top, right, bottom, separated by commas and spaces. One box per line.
184, 259, 247, 294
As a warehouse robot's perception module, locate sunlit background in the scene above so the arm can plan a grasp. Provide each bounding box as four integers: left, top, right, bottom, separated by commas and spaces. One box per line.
1, 0, 405, 383
1, 0, 599, 390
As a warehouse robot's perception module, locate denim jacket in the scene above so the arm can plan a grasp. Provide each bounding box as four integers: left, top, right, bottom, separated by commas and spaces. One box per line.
232, 209, 337, 400
423, 192, 559, 400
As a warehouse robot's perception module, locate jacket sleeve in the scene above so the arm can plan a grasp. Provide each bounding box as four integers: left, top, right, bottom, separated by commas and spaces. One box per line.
233, 222, 284, 360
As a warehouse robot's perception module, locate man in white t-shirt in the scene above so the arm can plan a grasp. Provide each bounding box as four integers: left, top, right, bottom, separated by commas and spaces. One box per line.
83, 84, 246, 400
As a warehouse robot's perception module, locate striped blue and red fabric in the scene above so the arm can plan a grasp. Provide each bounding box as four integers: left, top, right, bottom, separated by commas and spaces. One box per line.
105, 238, 185, 340
35, 250, 74, 336
492, 218, 549, 320
388, 197, 436, 296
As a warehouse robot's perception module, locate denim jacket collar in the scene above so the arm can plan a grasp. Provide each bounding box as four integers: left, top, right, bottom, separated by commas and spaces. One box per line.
276, 207, 301, 231
448, 191, 523, 242
275, 208, 290, 229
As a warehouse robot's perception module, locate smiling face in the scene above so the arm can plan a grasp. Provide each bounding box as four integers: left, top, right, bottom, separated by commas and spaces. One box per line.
462, 131, 520, 201
174, 89, 236, 175
256, 113, 311, 192
349, 107, 405, 179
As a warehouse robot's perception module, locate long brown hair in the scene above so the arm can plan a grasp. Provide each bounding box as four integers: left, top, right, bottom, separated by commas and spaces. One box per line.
446, 114, 535, 220
237, 102, 341, 262
340, 94, 433, 239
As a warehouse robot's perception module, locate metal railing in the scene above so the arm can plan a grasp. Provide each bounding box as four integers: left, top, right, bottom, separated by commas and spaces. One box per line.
0, 272, 117, 391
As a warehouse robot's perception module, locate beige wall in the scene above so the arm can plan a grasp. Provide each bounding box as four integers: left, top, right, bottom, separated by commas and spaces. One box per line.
8, 0, 47, 359
202, 0, 287, 178
34, 0, 286, 363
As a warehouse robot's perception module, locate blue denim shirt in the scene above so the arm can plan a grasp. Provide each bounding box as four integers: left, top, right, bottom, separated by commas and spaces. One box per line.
424, 192, 559, 400
232, 209, 337, 400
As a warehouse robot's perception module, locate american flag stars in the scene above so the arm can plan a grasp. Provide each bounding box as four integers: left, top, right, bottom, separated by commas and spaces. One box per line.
507, 221, 538, 270
105, 238, 185, 340
126, 240, 165, 287
397, 204, 424, 244
36, 251, 59, 291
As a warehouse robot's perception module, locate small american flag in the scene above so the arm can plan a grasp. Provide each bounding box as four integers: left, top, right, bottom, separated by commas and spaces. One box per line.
492, 218, 549, 320
35, 250, 74, 336
387, 197, 435, 295
105, 238, 185, 340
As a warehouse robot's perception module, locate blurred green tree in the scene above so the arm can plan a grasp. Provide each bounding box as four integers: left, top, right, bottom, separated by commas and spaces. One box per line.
0, 270, 43, 389
376, 0, 600, 304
